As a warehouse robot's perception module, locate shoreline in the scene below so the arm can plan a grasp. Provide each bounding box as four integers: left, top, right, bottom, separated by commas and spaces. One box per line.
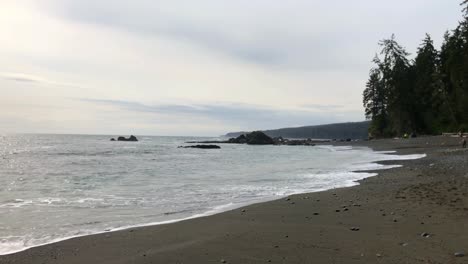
1, 136, 467, 263
0, 145, 424, 256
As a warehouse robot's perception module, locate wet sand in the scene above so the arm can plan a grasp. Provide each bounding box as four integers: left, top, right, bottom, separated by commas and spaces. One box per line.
1, 136, 467, 264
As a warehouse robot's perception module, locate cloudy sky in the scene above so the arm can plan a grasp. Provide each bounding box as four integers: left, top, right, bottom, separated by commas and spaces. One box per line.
0, 1, 462, 136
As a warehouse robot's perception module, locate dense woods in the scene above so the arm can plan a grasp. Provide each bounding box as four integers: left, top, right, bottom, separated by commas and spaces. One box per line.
226, 121, 370, 140
363, 2, 468, 137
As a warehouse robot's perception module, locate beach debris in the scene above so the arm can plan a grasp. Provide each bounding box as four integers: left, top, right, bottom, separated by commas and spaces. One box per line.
420, 232, 431, 238
454, 252, 465, 257
350, 227, 360, 231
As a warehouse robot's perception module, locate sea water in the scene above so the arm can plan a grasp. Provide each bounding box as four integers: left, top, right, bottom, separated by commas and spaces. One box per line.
0, 134, 425, 254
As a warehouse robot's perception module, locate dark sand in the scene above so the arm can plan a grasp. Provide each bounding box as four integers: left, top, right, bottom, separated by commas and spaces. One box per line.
2, 136, 468, 264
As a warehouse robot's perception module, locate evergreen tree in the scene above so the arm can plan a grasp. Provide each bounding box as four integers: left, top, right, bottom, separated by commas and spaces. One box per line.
363, 1, 468, 136
363, 62, 387, 137
378, 34, 414, 136
413, 34, 439, 133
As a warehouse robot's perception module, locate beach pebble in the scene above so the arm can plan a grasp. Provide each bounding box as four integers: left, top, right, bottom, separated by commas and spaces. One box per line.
241, 209, 246, 213
335, 209, 341, 212
285, 198, 291, 201
376, 253, 382, 258
313, 212, 320, 215
420, 232, 430, 238
454, 252, 465, 257
343, 208, 349, 211
220, 259, 227, 263
350, 227, 360, 231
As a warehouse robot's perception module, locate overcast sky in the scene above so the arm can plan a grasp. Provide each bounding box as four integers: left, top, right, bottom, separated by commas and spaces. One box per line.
0, 1, 462, 136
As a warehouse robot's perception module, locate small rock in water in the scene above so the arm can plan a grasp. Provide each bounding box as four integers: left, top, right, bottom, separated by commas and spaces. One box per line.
454, 252, 465, 257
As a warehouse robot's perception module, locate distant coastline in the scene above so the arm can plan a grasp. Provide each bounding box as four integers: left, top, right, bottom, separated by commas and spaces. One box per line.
225, 121, 370, 140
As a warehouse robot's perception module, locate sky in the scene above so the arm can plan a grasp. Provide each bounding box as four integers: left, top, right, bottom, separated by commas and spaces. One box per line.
0, 1, 463, 136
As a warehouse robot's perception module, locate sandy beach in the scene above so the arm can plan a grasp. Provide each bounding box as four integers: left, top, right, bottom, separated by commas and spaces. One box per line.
1, 136, 467, 264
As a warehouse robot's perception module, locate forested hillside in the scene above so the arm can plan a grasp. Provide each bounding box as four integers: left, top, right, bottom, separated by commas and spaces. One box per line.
363, 1, 468, 137
225, 121, 370, 140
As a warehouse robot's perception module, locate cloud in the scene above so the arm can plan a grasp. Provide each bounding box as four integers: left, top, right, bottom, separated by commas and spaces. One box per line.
0, 72, 80, 89
41, 0, 461, 71
1, 73, 44, 84
79, 98, 364, 131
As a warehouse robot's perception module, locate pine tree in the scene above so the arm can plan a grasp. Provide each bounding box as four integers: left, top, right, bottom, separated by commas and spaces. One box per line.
363, 61, 387, 137
413, 34, 439, 133
378, 34, 414, 136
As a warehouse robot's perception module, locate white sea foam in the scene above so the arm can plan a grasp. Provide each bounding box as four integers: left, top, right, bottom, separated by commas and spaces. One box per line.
0, 135, 427, 255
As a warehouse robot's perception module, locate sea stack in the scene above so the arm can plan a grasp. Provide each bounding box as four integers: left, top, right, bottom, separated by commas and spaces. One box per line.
116, 135, 138, 142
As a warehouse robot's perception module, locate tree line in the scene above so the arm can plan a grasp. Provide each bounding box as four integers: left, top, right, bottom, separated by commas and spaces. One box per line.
363, 1, 468, 137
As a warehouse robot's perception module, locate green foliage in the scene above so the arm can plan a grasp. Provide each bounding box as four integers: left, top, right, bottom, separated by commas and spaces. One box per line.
363, 2, 468, 137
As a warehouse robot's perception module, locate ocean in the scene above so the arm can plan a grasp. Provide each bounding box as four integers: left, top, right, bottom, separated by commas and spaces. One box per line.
0, 134, 425, 255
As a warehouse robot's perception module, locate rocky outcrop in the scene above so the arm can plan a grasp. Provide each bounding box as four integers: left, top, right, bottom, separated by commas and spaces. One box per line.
179, 145, 221, 149
226, 132, 274, 145
186, 131, 316, 146
115, 135, 138, 142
